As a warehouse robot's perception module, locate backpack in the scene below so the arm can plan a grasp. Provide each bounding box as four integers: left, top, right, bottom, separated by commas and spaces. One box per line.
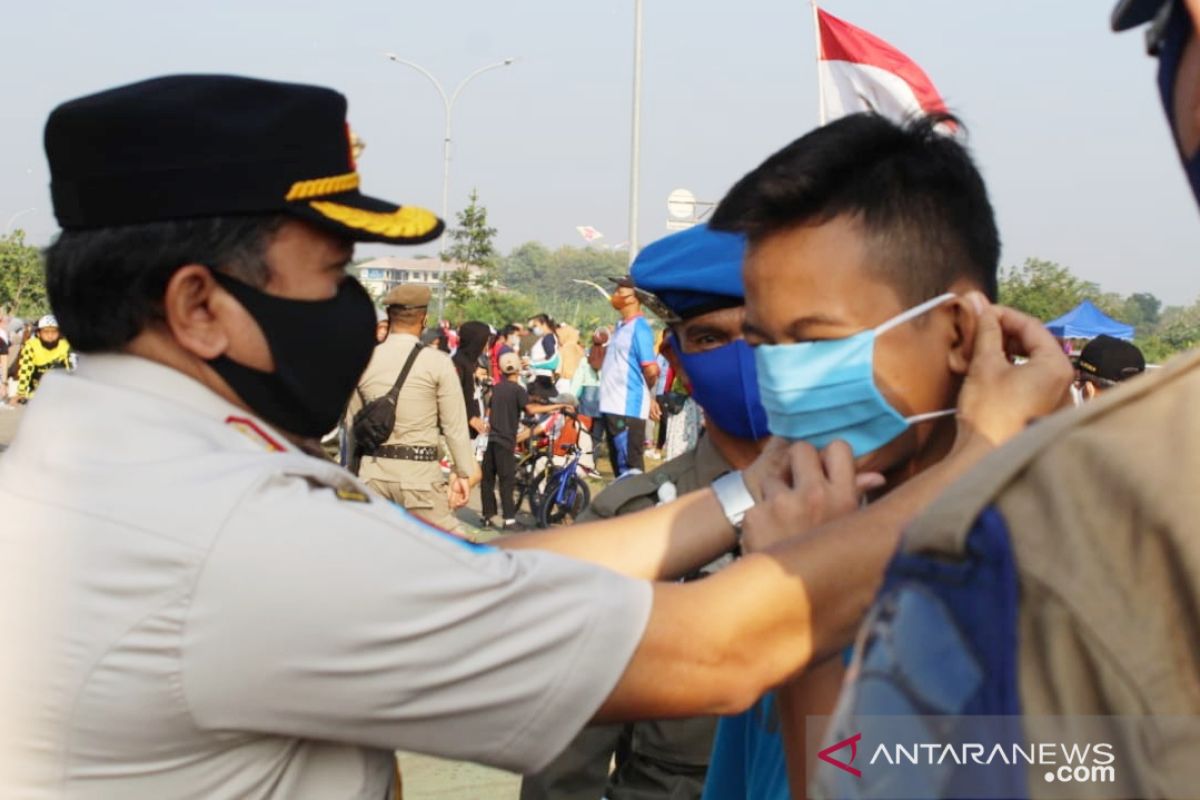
351, 343, 423, 454
813, 506, 1025, 799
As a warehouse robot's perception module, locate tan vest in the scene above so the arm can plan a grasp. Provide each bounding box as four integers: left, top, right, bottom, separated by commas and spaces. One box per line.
903, 349, 1200, 798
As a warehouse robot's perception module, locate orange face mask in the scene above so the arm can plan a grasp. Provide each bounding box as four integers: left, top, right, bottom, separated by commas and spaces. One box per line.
610, 292, 631, 311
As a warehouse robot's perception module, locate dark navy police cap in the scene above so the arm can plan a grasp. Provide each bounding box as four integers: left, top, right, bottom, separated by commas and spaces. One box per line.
1111, 0, 1171, 30
630, 224, 747, 322
44, 74, 444, 245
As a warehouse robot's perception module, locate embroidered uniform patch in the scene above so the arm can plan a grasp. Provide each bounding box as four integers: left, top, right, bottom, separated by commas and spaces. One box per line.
335, 487, 370, 503
225, 416, 287, 452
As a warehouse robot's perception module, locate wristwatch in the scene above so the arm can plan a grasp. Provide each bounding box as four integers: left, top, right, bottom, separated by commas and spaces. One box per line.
712, 470, 755, 530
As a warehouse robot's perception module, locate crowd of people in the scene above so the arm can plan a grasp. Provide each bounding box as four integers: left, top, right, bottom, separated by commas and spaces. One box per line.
2, 3, 1200, 798
343, 283, 709, 534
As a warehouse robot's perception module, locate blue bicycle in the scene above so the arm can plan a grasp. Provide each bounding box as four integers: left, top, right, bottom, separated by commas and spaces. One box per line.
534, 411, 593, 528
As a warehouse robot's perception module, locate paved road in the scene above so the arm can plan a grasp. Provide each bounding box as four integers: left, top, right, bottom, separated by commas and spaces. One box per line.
0, 404, 23, 452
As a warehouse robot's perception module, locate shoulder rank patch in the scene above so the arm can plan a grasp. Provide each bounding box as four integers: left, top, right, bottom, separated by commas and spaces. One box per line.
335, 486, 370, 503
294, 474, 374, 505
225, 415, 287, 452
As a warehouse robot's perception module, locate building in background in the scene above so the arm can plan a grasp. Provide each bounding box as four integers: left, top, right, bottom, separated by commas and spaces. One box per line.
354, 257, 482, 304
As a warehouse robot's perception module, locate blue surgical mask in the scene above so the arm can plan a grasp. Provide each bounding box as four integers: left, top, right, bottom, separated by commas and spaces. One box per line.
1155, 1, 1200, 206
671, 334, 770, 442
754, 293, 957, 457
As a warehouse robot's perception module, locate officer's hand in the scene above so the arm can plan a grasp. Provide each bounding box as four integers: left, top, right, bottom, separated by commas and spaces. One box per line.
448, 476, 470, 509
955, 293, 1074, 450
740, 440, 885, 554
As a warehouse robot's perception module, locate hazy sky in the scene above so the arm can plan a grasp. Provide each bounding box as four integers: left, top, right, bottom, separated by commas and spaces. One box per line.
3, 0, 1199, 304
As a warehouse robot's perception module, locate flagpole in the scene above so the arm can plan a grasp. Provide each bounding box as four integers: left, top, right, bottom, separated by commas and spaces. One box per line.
811, 0, 827, 125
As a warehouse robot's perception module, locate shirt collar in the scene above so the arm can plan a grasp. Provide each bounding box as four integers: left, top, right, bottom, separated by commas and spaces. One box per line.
73, 352, 284, 439
692, 432, 734, 487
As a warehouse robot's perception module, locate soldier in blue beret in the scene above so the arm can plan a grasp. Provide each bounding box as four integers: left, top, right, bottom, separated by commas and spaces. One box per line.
521, 224, 773, 800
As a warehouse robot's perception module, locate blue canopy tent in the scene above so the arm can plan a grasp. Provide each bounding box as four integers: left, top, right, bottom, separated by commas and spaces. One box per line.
1045, 300, 1135, 341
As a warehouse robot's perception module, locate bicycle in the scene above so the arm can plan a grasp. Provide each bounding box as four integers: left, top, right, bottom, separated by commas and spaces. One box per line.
512, 437, 553, 518
534, 441, 592, 527
533, 409, 594, 528
511, 408, 595, 526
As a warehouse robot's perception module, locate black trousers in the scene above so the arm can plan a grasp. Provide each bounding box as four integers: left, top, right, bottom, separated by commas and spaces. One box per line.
481, 439, 517, 520
519, 716, 716, 800
603, 415, 647, 475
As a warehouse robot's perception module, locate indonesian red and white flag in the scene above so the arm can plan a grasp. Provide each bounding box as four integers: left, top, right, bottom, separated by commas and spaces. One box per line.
817, 8, 951, 126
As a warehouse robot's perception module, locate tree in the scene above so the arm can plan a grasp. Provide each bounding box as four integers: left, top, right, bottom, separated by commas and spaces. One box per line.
453, 290, 537, 328
0, 230, 48, 318
1154, 303, 1200, 352
1124, 292, 1163, 330
997, 258, 1099, 321
444, 188, 499, 297
444, 267, 475, 310
495, 241, 627, 327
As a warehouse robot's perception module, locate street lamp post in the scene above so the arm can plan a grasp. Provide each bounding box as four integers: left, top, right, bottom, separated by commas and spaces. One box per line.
628, 0, 644, 266
5, 207, 35, 234
383, 54, 516, 231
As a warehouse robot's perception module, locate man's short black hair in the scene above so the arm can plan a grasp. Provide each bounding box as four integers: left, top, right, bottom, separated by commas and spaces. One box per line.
500, 324, 520, 337
45, 215, 285, 353
711, 113, 999, 303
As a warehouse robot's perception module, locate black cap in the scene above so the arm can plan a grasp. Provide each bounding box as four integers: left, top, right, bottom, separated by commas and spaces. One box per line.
1078, 335, 1146, 382
44, 74, 443, 245
1111, 0, 1169, 31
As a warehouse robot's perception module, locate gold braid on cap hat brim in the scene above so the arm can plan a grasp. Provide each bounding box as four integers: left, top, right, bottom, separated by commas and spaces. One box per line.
308, 200, 441, 239
285, 172, 361, 201
284, 171, 441, 239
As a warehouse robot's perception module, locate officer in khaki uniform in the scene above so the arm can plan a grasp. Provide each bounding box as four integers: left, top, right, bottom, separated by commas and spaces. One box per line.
349, 283, 477, 531
522, 224, 772, 800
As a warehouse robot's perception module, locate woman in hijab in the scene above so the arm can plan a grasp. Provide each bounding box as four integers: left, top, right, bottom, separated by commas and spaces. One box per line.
555, 323, 584, 395
452, 321, 493, 438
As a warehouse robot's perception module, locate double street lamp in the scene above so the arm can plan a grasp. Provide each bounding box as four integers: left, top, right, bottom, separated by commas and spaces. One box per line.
383, 54, 517, 231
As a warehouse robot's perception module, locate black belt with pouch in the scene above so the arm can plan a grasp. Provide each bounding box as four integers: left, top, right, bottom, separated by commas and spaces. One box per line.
370, 444, 440, 462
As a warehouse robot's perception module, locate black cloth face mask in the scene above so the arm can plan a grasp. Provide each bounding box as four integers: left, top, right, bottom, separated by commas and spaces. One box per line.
207, 270, 376, 439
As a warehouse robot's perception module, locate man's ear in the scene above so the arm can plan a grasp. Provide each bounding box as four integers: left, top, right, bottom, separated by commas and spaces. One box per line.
1187, 0, 1200, 37
945, 293, 979, 377
162, 265, 233, 360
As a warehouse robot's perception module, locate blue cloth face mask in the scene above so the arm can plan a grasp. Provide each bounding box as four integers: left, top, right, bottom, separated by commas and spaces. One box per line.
671, 334, 770, 441
1154, 0, 1200, 207
754, 293, 957, 457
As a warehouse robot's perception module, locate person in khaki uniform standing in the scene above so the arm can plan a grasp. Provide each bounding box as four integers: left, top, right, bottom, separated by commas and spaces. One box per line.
350, 284, 477, 531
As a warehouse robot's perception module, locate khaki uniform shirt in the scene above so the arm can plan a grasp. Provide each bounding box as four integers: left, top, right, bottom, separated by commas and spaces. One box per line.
900, 349, 1200, 798
350, 333, 474, 486
0, 354, 652, 799
576, 432, 732, 765
584, 433, 730, 522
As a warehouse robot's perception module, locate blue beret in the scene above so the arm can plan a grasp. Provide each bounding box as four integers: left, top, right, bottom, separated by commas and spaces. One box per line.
630, 224, 747, 320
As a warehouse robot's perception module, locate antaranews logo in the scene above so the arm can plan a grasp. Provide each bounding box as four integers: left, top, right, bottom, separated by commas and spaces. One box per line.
813, 726, 1118, 796
818, 732, 863, 778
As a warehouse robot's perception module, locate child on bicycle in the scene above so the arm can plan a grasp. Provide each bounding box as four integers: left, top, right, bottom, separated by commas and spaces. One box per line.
481, 352, 569, 531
